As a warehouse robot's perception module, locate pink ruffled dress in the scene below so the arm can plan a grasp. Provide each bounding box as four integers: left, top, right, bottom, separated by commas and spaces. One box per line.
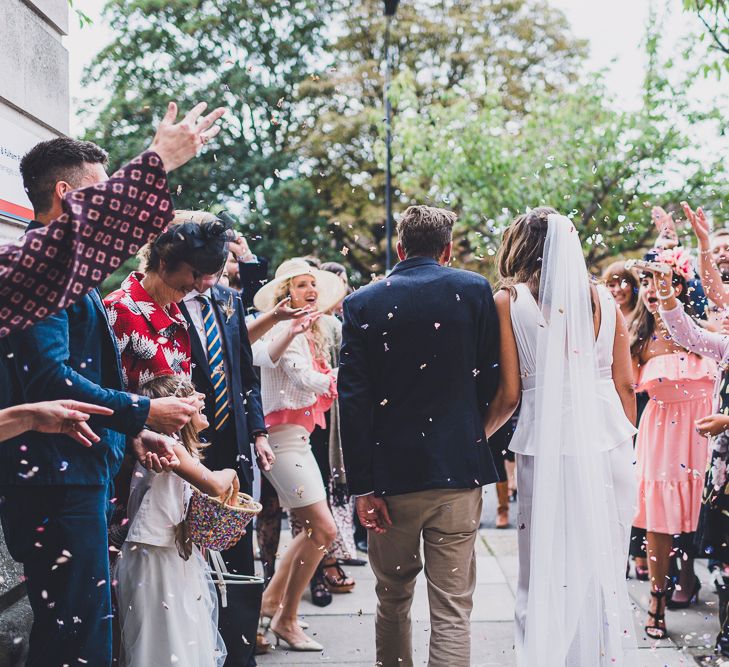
633, 352, 716, 534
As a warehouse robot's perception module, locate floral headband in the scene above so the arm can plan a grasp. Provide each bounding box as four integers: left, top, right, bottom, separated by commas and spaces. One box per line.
647, 247, 693, 281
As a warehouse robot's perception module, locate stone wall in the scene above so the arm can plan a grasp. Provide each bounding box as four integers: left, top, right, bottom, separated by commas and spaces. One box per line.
0, 0, 69, 135
0, 0, 69, 657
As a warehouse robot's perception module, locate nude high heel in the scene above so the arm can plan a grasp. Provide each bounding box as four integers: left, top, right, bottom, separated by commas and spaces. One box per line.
271, 629, 323, 652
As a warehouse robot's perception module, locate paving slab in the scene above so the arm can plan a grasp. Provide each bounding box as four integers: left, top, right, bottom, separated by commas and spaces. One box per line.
259, 616, 516, 666
255, 491, 725, 666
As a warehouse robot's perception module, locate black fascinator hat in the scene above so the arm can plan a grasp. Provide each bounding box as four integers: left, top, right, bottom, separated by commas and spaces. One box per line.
143, 210, 236, 276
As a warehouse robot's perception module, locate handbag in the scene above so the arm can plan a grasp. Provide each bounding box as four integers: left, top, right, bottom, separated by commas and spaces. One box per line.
186, 490, 262, 552
209, 550, 264, 666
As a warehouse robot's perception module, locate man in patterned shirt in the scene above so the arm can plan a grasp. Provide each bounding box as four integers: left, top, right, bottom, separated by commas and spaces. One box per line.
0, 101, 226, 667
0, 102, 219, 337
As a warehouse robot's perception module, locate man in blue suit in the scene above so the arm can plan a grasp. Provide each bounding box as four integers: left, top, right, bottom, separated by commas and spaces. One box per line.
0, 101, 225, 667
339, 205, 500, 667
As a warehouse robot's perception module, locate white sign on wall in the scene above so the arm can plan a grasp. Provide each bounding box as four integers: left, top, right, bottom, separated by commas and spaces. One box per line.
0, 116, 46, 223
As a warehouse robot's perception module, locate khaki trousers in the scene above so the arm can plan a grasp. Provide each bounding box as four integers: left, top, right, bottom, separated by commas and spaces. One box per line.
368, 487, 483, 667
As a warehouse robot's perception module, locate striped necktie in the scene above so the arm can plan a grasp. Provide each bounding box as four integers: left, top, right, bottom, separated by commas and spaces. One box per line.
196, 295, 230, 431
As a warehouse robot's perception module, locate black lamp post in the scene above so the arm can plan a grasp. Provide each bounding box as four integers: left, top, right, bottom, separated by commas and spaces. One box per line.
384, 0, 399, 271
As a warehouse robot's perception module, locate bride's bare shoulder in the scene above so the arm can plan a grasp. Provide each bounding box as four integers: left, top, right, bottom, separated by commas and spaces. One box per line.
494, 287, 513, 307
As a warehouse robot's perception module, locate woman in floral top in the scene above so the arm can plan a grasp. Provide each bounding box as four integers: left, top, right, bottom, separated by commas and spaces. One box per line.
104, 211, 234, 552
104, 210, 233, 391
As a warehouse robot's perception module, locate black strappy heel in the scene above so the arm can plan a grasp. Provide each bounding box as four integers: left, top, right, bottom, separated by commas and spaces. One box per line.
645, 590, 668, 640
666, 574, 701, 609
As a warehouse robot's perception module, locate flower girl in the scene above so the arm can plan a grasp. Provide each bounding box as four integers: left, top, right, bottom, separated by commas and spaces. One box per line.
115, 376, 240, 667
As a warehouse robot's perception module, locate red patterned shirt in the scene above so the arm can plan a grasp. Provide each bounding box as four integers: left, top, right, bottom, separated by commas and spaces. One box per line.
104, 272, 192, 391
0, 151, 173, 338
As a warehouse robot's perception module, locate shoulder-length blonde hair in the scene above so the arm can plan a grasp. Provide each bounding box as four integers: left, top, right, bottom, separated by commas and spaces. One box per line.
138, 375, 207, 459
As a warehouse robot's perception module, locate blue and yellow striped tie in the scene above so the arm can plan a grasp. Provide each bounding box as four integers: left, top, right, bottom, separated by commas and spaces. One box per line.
196, 295, 230, 431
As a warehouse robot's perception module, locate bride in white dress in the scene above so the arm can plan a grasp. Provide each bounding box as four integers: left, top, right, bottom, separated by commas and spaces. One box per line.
484, 208, 638, 666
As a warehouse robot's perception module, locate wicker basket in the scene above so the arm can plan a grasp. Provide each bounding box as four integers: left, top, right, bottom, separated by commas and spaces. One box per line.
186, 490, 262, 551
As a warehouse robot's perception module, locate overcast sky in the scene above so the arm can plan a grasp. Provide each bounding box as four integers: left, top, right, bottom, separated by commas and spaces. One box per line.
65, 0, 714, 132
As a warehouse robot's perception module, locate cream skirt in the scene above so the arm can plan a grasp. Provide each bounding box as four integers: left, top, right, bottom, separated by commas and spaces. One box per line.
263, 423, 327, 509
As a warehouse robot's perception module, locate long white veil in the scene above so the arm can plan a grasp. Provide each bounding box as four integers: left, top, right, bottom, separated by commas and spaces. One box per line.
524, 214, 635, 665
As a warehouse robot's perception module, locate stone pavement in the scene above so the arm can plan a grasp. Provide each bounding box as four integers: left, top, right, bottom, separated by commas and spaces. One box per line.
255, 486, 728, 666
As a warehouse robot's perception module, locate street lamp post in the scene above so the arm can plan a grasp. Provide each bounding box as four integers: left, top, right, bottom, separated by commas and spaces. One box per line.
384, 0, 399, 271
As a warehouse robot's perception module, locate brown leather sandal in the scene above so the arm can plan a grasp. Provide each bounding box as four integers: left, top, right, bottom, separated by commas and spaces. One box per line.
321, 560, 355, 593
255, 632, 272, 655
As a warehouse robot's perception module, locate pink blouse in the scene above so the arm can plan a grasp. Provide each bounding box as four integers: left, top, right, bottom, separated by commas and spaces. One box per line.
265, 337, 337, 433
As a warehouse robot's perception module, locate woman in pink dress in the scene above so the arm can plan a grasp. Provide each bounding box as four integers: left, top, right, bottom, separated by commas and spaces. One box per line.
630, 248, 716, 640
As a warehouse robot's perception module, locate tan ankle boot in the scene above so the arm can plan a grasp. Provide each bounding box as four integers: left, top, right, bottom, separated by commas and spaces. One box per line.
495, 481, 510, 529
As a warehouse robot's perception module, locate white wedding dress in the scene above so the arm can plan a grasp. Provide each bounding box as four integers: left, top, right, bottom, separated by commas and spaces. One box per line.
506, 215, 638, 666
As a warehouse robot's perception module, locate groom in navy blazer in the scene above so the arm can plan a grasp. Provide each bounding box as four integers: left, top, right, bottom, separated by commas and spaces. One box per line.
339, 205, 500, 667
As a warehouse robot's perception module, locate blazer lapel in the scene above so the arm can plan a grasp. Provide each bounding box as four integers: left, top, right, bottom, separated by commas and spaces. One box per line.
88, 288, 107, 318
88, 288, 127, 388
178, 300, 211, 380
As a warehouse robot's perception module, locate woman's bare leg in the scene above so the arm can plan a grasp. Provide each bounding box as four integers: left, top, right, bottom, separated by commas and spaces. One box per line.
264, 500, 337, 643
646, 531, 673, 634
671, 555, 697, 604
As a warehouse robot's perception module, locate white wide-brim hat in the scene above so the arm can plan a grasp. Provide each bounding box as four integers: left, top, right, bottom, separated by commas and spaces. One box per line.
253, 258, 347, 313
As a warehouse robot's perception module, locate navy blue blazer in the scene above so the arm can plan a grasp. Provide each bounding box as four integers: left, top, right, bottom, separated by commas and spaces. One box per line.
339, 256, 500, 497
238, 256, 269, 312
179, 285, 266, 487
0, 226, 151, 486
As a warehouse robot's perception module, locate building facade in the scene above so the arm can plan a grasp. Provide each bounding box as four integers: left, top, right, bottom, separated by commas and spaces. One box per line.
0, 0, 69, 239
0, 1, 69, 663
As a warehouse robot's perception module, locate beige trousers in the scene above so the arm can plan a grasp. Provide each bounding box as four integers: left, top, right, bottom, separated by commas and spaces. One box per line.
368, 487, 483, 667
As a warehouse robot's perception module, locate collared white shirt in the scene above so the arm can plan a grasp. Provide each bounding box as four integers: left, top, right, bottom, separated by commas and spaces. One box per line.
182, 289, 211, 350
183, 289, 231, 382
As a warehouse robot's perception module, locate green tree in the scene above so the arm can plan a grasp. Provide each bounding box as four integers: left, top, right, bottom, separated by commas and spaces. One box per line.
392, 25, 729, 276
83, 0, 332, 274
684, 0, 729, 76
298, 0, 588, 278
85, 0, 592, 286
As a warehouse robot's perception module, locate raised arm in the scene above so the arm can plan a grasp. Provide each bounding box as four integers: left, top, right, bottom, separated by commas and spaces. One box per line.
484, 290, 521, 438
684, 201, 729, 310
0, 101, 226, 338
246, 297, 309, 344
655, 263, 729, 363
253, 312, 322, 368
